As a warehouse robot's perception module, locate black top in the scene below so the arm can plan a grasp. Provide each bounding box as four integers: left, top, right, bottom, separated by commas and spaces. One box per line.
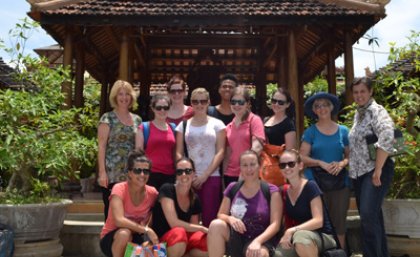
284, 180, 333, 235
264, 116, 295, 145
208, 106, 235, 125
152, 183, 202, 238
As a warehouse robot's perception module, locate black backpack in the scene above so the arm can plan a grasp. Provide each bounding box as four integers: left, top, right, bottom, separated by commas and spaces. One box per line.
227, 180, 271, 203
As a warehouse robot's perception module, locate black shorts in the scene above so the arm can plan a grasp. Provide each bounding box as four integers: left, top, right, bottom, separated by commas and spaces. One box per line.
226, 229, 276, 257
100, 228, 146, 257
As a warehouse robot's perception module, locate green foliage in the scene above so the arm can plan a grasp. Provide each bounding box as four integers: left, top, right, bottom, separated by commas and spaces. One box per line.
0, 19, 98, 203
374, 31, 420, 199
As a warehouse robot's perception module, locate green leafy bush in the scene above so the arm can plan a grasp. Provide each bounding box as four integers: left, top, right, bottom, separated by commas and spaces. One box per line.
0, 19, 98, 203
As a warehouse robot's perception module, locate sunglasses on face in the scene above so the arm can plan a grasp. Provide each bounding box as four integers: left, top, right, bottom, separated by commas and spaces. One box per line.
154, 105, 170, 111
175, 168, 194, 176
271, 98, 287, 106
191, 99, 208, 105
132, 168, 151, 175
230, 99, 246, 106
169, 89, 184, 94
279, 161, 297, 169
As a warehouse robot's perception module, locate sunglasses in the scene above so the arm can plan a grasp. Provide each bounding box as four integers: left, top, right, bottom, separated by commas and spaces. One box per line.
191, 99, 208, 105
169, 89, 184, 94
154, 105, 170, 111
314, 103, 330, 110
271, 99, 287, 106
279, 161, 297, 169
132, 168, 151, 175
230, 99, 246, 106
175, 168, 194, 176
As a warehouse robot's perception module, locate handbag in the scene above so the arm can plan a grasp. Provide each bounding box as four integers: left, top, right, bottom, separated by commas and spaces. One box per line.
259, 143, 286, 186
365, 129, 406, 160
311, 167, 346, 192
124, 242, 167, 257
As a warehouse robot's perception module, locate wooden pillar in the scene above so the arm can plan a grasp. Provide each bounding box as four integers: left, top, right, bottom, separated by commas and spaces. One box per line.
287, 29, 302, 138
277, 36, 287, 88
119, 30, 129, 81
62, 30, 73, 109
327, 45, 337, 95
256, 40, 267, 116
344, 31, 354, 105
100, 79, 109, 116
74, 44, 85, 108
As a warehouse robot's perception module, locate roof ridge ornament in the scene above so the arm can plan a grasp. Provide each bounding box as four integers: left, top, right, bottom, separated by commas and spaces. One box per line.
318, 0, 389, 14
27, 0, 86, 11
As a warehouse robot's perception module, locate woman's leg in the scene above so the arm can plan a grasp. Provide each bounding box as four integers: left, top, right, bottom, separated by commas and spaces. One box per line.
160, 227, 188, 257
354, 159, 394, 257
207, 219, 230, 257
111, 228, 133, 257
196, 176, 222, 227
101, 183, 116, 221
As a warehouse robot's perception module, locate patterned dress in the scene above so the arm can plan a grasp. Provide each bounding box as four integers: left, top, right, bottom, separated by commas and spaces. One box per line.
99, 111, 142, 183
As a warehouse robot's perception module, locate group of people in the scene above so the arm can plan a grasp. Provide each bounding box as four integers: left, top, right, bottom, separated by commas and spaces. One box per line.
97, 75, 396, 257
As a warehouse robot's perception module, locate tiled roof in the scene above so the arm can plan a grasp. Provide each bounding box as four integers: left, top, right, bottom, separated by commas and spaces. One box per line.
0, 57, 35, 90
43, 0, 370, 17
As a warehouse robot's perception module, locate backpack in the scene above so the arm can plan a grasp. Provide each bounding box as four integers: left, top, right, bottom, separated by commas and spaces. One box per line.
142, 121, 176, 149
227, 180, 271, 203
0, 224, 14, 257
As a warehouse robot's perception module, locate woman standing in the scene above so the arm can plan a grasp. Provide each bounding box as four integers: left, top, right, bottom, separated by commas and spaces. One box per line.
299, 92, 350, 249
224, 87, 265, 187
97, 80, 142, 220
176, 88, 226, 227
136, 94, 176, 191
166, 75, 194, 125
99, 150, 159, 257
348, 77, 395, 257
152, 158, 208, 257
264, 87, 296, 150
276, 150, 336, 257
207, 150, 281, 257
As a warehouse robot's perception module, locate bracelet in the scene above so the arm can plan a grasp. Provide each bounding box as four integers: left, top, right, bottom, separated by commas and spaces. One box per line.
294, 226, 300, 233
144, 225, 149, 234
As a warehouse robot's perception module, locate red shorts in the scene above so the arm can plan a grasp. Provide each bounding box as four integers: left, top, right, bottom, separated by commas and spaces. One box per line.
160, 227, 207, 252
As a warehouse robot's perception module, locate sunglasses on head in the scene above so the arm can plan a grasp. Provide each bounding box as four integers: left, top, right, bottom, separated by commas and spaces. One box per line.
175, 168, 194, 176
191, 99, 208, 105
230, 99, 246, 106
169, 89, 184, 94
279, 161, 297, 169
154, 105, 170, 111
132, 168, 151, 175
271, 98, 287, 106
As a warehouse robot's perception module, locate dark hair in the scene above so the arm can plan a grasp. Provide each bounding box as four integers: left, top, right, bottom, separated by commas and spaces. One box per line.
166, 74, 187, 91
127, 150, 152, 171
240, 150, 261, 166
272, 87, 296, 119
150, 94, 172, 108
350, 77, 373, 92
231, 87, 251, 121
174, 157, 196, 203
220, 73, 238, 87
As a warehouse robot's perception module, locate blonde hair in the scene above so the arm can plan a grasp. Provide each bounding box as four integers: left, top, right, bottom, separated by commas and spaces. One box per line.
109, 80, 137, 109
191, 87, 209, 100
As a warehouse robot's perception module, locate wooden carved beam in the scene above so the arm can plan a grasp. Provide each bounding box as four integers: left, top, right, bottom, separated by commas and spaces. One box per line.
105, 26, 121, 51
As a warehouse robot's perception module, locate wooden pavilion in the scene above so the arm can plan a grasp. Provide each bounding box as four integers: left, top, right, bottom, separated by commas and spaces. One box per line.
27, 0, 389, 135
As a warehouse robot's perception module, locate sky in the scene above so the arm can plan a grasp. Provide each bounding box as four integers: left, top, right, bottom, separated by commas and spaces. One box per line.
0, 0, 419, 77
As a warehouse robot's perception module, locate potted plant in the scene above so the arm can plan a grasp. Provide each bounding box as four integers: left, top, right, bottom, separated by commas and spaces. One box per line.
0, 18, 98, 256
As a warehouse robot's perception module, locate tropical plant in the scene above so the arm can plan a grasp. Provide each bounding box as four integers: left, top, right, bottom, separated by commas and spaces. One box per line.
374, 30, 420, 199
0, 19, 98, 203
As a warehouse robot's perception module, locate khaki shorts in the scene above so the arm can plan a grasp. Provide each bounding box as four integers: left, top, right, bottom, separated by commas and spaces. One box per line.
274, 230, 336, 257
